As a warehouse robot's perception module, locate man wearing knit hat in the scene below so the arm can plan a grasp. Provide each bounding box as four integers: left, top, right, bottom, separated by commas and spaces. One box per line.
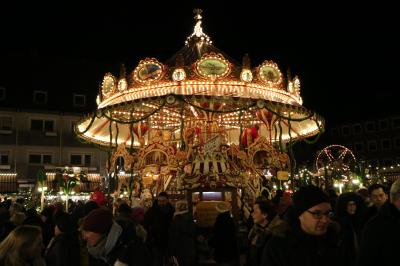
82, 207, 150, 266
292, 185, 333, 236
261, 185, 351, 266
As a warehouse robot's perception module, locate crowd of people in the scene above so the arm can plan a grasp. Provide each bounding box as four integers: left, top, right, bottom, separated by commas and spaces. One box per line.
0, 179, 399, 266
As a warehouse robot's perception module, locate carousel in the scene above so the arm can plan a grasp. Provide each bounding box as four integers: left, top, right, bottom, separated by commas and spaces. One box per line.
75, 9, 324, 220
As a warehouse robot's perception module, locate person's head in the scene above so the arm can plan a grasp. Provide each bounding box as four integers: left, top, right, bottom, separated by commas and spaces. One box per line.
357, 188, 370, 204
157, 192, 169, 206
346, 201, 357, 215
0, 225, 44, 264
54, 211, 76, 236
82, 208, 113, 246
335, 192, 365, 219
252, 200, 277, 226
368, 184, 388, 208
389, 179, 400, 209
117, 203, 132, 215
83, 200, 99, 217
41, 205, 55, 222
293, 185, 332, 236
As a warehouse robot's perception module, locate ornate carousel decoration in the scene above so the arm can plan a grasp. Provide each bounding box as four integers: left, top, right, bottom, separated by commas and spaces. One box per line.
75, 9, 324, 212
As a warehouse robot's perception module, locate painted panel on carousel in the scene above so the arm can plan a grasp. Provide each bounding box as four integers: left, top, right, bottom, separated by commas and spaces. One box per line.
196, 53, 231, 79
133, 58, 164, 84
101, 73, 116, 97
258, 60, 283, 85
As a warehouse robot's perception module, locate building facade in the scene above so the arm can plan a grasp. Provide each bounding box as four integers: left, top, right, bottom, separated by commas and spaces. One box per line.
328, 115, 400, 168
0, 109, 108, 192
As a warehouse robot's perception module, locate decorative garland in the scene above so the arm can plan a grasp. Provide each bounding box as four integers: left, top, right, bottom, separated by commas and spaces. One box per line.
263, 101, 315, 122
75, 112, 97, 135
101, 100, 167, 124
303, 118, 324, 144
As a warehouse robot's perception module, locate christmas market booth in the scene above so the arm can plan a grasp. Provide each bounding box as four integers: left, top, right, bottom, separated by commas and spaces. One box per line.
35, 166, 102, 210
75, 9, 324, 225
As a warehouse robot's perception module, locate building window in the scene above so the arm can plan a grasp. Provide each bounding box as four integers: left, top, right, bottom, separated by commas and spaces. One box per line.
381, 139, 392, 150
393, 137, 400, 149
70, 155, 82, 164
0, 116, 12, 130
341, 126, 351, 136
73, 94, 86, 107
30, 119, 55, 132
33, 90, 48, 104
354, 142, 364, 153
392, 117, 400, 129
0, 151, 9, 165
378, 119, 389, 131
365, 121, 376, 132
352, 124, 363, 135
70, 154, 92, 166
330, 127, 340, 137
367, 140, 377, 152
84, 154, 91, 165
0, 87, 5, 100
28, 153, 52, 164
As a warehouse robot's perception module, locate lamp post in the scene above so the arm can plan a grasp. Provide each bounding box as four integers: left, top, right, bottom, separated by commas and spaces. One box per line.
36, 169, 47, 211
38, 186, 47, 211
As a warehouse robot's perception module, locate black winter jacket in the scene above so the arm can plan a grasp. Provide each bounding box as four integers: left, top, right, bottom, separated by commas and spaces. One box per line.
45, 233, 81, 266
358, 201, 400, 266
261, 222, 351, 266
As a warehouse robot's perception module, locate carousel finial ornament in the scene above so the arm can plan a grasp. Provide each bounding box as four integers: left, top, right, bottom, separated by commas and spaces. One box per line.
185, 8, 212, 46
193, 9, 203, 37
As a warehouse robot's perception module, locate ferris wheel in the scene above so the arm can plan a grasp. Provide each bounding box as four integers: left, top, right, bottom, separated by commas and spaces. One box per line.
315, 145, 356, 176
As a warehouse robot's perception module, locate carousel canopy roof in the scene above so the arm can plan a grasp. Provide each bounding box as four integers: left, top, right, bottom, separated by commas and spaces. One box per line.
76, 9, 324, 147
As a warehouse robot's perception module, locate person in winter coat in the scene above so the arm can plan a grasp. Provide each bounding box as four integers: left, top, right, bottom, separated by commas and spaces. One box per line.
82, 207, 151, 266
261, 185, 351, 266
45, 211, 81, 266
168, 200, 197, 266
333, 192, 365, 265
41, 206, 56, 247
357, 179, 400, 266
143, 192, 175, 266
247, 199, 288, 266
209, 201, 238, 266
0, 225, 45, 266
115, 203, 147, 243
363, 183, 388, 224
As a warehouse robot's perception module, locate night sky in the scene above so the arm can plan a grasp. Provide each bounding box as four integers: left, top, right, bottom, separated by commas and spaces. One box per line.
1, 2, 398, 124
